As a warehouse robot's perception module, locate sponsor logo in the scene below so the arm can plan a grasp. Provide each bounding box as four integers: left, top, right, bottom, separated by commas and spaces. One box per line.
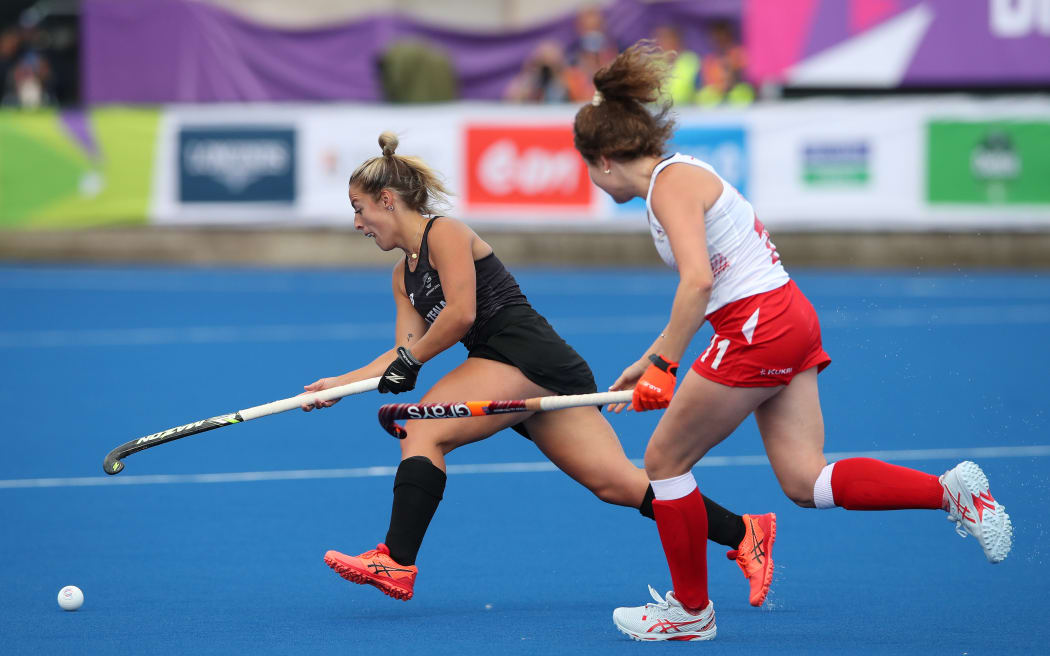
134, 415, 236, 445
464, 125, 592, 208
991, 0, 1050, 37
928, 120, 1050, 205
802, 141, 870, 186
970, 130, 1020, 182
179, 127, 296, 203
405, 403, 471, 419
760, 367, 793, 376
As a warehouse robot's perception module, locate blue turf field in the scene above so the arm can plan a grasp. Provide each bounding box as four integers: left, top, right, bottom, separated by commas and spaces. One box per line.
2, 263, 1048, 655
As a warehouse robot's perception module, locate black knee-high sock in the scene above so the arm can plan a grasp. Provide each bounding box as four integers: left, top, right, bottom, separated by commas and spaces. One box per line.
384, 456, 446, 566
639, 485, 746, 548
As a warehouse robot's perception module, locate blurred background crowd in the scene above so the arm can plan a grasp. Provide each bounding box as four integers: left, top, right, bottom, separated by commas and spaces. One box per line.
0, 0, 78, 108
0, 0, 799, 109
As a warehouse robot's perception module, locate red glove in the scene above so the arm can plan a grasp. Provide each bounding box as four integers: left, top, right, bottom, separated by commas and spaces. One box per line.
632, 354, 679, 412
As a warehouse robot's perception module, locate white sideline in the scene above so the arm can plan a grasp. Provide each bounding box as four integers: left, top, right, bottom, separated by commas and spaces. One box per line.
2, 445, 1048, 490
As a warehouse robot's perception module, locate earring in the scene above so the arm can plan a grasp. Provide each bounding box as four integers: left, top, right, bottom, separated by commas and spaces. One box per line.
386, 205, 394, 211
604, 169, 611, 174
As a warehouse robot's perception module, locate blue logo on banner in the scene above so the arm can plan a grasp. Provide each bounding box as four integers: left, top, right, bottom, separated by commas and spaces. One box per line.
617, 125, 748, 213
179, 127, 296, 203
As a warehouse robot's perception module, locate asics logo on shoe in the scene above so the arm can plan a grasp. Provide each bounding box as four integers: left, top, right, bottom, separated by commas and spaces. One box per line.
947, 490, 976, 523
747, 517, 766, 564
648, 617, 715, 635
367, 562, 414, 576
972, 492, 997, 521
384, 373, 405, 384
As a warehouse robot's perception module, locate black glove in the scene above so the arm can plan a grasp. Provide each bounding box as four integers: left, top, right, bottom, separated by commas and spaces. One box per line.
378, 346, 423, 394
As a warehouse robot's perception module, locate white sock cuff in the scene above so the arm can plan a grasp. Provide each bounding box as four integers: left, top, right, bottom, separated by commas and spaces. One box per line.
650, 472, 698, 501
813, 463, 836, 509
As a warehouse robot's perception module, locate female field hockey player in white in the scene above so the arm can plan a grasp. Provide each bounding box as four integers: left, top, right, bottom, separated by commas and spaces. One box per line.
299, 132, 776, 605
572, 42, 1013, 642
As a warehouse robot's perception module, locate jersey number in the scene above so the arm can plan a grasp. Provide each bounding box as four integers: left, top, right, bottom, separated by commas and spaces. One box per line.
700, 334, 731, 370
754, 216, 780, 265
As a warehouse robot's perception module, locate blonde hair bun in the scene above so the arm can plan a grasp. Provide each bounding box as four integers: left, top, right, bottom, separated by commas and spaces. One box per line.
379, 131, 399, 158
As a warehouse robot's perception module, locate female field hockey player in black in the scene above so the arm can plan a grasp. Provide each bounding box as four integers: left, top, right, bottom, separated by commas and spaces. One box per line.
300, 132, 776, 605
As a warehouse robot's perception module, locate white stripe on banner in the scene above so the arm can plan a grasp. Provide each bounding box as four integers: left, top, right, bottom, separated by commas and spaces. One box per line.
2, 445, 1047, 490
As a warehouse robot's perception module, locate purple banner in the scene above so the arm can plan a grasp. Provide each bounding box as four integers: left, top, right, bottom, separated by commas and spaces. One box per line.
83, 0, 741, 104
746, 0, 1050, 86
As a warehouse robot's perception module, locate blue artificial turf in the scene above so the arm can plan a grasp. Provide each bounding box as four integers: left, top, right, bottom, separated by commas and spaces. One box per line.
1, 264, 1047, 655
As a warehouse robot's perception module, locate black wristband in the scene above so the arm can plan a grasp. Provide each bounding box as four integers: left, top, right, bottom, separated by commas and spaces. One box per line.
397, 346, 422, 368
648, 353, 679, 376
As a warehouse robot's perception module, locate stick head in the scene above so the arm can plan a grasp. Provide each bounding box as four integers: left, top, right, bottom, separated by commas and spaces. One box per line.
103, 453, 125, 475
377, 404, 408, 439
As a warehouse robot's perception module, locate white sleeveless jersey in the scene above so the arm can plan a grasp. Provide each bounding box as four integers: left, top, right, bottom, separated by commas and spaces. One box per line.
645, 153, 789, 315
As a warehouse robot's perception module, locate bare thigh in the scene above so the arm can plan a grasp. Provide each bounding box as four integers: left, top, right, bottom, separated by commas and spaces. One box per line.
399, 357, 550, 470
526, 406, 649, 508
753, 366, 827, 507
644, 368, 781, 480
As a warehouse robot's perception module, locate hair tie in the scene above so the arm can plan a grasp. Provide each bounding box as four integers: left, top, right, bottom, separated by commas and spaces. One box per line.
591, 90, 604, 106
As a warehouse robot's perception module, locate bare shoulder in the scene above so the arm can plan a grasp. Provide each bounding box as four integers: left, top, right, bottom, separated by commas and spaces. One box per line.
426, 216, 471, 240
652, 162, 723, 212
429, 216, 491, 259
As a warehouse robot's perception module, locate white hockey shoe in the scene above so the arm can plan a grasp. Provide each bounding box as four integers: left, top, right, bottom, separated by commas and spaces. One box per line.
612, 585, 716, 642
940, 460, 1013, 563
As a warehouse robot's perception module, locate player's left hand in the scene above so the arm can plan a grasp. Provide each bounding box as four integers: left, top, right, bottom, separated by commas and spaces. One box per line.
632, 354, 679, 412
378, 346, 423, 394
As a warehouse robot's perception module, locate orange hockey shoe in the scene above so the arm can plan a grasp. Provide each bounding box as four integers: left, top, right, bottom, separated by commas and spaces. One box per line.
324, 543, 417, 601
726, 513, 776, 607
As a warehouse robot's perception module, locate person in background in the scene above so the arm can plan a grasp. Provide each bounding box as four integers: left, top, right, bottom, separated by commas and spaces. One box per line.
652, 24, 701, 106
505, 40, 575, 103
0, 27, 24, 106
698, 20, 754, 107
562, 4, 618, 102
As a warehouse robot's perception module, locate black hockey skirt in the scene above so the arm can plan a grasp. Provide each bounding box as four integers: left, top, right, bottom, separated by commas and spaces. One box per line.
467, 304, 597, 438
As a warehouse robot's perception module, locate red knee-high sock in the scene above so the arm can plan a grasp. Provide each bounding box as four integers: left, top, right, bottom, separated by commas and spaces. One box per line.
830, 458, 944, 510
652, 488, 709, 611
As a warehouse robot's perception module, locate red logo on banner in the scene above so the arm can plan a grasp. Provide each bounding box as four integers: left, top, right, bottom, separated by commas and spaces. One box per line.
465, 125, 592, 208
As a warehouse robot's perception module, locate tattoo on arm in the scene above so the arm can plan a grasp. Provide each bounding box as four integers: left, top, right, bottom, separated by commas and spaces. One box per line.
406, 332, 414, 344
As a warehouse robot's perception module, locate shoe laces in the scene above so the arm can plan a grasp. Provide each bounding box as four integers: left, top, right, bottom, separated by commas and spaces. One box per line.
948, 516, 968, 539
646, 585, 671, 609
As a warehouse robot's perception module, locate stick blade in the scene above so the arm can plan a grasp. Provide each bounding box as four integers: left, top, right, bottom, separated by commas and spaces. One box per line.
103, 451, 125, 475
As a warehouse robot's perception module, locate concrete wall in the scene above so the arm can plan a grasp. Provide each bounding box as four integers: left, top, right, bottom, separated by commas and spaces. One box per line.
3, 228, 1048, 269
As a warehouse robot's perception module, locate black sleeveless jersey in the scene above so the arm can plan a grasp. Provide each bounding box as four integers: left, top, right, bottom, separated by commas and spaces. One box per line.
404, 217, 529, 349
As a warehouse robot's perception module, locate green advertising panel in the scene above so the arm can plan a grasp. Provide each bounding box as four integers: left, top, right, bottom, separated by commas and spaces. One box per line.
0, 108, 159, 228
928, 120, 1050, 205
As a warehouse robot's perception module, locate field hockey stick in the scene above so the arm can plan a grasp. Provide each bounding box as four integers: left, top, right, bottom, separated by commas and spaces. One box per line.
377, 390, 633, 439
103, 377, 381, 475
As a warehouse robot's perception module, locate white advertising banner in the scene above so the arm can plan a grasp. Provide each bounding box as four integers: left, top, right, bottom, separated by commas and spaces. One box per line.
747, 97, 1050, 230
151, 105, 306, 225
746, 100, 927, 230
150, 98, 1050, 230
